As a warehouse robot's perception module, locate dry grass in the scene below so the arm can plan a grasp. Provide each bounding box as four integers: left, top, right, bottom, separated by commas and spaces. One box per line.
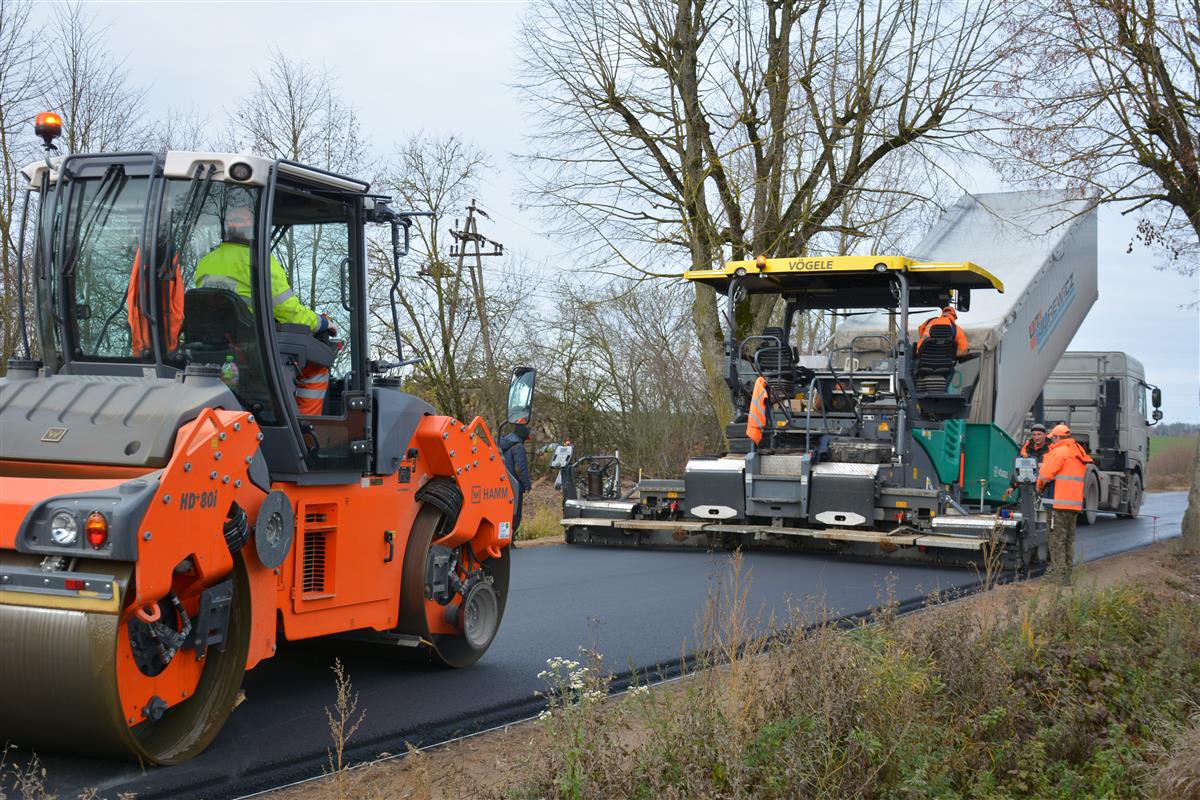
517, 479, 563, 541
1149, 436, 1198, 491
496, 552, 1200, 800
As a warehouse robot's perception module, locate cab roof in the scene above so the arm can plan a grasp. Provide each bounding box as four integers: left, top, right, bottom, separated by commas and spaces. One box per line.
684, 255, 1004, 309
22, 151, 370, 194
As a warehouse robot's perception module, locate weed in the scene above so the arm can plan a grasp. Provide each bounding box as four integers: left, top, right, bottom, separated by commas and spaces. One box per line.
323, 658, 365, 799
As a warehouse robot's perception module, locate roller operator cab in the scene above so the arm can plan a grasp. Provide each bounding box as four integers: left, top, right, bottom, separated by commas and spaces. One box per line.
561, 254, 1048, 569
0, 138, 536, 763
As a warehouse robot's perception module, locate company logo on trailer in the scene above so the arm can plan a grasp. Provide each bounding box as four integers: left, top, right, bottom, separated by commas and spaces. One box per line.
1028, 274, 1076, 353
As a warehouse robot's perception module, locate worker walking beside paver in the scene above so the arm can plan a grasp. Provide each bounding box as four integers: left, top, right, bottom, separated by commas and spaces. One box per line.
1037, 424, 1093, 584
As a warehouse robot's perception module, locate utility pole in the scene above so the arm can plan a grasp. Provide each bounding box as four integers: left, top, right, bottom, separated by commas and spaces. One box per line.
450, 200, 504, 417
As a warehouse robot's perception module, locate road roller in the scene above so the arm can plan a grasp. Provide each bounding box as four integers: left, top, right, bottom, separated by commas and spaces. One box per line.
0, 115, 534, 763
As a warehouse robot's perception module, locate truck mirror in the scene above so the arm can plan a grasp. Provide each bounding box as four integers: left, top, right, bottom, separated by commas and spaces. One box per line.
1152, 409, 1163, 422
1151, 387, 1161, 408
507, 366, 536, 424
955, 289, 971, 312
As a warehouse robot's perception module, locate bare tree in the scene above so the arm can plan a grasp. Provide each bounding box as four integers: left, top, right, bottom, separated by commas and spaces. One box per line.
515, 0, 1011, 429
996, 0, 1198, 548
231, 49, 367, 309
372, 135, 529, 424
997, 0, 1198, 271
0, 0, 44, 365
42, 2, 148, 154
528, 278, 718, 473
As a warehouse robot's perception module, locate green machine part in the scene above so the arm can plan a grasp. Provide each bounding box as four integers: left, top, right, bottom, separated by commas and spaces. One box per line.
911, 421, 1019, 504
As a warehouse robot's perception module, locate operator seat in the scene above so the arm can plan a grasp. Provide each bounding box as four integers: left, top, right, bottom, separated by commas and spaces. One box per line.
914, 324, 957, 394
913, 324, 970, 419
756, 326, 796, 399
182, 287, 257, 363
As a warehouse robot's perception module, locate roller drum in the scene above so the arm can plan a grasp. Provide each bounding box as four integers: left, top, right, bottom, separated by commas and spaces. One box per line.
0, 605, 131, 759
0, 558, 251, 764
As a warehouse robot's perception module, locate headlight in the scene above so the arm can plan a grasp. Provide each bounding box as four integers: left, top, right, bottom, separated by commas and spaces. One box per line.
50, 511, 78, 545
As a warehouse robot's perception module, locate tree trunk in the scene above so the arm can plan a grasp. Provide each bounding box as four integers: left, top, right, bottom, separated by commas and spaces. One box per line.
1182, 435, 1200, 553
691, 283, 732, 438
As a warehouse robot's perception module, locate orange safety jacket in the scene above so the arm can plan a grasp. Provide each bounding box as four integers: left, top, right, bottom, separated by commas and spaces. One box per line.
1037, 437, 1093, 510
746, 376, 768, 446
916, 314, 968, 357
125, 250, 184, 358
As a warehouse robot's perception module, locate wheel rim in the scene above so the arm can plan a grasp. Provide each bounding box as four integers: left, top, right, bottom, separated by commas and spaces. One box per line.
461, 581, 500, 651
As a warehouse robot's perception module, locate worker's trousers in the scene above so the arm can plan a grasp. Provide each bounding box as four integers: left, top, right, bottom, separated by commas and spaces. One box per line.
295, 364, 329, 416
1047, 508, 1077, 584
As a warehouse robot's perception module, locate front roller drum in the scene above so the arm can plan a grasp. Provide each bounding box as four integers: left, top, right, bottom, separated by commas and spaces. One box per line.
398, 504, 511, 668
0, 558, 252, 764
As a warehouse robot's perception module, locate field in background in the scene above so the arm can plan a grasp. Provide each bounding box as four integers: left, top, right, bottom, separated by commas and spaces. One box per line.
1149, 436, 1198, 491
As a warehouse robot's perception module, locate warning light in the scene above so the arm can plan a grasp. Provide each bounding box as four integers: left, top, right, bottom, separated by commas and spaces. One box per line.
34, 112, 63, 148
64, 578, 85, 590
755, 255, 768, 270
85, 511, 108, 549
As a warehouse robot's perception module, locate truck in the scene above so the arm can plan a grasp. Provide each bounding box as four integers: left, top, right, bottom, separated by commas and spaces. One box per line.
1035, 351, 1162, 523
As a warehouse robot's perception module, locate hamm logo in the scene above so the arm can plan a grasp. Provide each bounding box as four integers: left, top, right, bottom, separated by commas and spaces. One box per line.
470, 485, 509, 503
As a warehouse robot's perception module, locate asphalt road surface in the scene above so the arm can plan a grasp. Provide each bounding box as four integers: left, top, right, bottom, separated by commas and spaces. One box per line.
29, 491, 1187, 800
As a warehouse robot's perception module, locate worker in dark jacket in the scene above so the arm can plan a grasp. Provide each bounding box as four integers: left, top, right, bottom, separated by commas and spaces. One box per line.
916, 306, 969, 358
1037, 424, 1093, 584
499, 424, 532, 536
1003, 423, 1050, 500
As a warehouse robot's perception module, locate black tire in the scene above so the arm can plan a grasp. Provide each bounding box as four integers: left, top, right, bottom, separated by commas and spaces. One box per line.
398, 504, 510, 669
1122, 472, 1143, 518
1079, 471, 1100, 526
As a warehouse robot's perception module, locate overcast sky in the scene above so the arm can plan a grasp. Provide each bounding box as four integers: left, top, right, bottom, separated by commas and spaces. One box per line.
35, 2, 1200, 422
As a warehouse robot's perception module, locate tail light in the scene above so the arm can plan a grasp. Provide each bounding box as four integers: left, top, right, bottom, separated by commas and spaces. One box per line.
85, 511, 109, 549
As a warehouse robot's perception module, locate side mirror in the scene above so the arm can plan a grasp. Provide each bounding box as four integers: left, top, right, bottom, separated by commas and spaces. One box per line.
1151, 387, 1162, 408
1152, 409, 1163, 422
955, 289, 971, 312
507, 366, 536, 424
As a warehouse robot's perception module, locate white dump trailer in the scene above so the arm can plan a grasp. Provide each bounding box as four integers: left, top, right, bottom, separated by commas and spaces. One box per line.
834, 190, 1098, 441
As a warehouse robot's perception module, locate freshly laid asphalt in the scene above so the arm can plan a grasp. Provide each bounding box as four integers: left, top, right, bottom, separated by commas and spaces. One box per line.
31, 491, 1187, 800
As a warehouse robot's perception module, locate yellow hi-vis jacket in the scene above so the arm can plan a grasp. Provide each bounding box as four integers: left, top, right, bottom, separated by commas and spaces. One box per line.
194, 242, 320, 331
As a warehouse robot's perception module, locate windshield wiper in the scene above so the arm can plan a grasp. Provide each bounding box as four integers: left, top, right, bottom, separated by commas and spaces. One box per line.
62, 164, 127, 278
161, 163, 215, 277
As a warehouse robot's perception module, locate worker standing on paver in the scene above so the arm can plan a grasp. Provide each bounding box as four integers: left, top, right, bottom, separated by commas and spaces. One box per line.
916, 305, 969, 358
1037, 423, 1093, 584
1003, 423, 1051, 500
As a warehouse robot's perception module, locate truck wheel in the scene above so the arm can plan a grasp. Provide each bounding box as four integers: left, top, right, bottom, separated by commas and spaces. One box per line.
1079, 471, 1100, 526
1122, 473, 1143, 518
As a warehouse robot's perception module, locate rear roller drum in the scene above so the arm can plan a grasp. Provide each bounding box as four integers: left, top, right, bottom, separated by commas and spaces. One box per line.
398, 504, 510, 668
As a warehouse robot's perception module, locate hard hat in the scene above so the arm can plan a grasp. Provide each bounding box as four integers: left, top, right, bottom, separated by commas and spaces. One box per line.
1049, 424, 1071, 438
1030, 423, 1047, 433
942, 305, 957, 318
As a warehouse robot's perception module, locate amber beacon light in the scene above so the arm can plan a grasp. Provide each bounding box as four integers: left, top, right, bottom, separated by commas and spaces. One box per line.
34, 112, 63, 147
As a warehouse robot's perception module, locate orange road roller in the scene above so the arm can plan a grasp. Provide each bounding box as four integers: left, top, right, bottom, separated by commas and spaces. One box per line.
0, 118, 534, 763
